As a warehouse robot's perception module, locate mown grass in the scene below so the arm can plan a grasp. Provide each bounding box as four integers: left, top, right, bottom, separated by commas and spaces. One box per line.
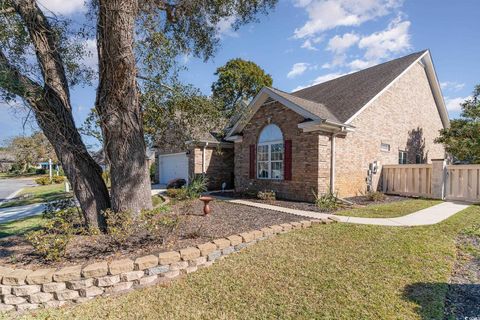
0, 184, 70, 209
9, 204, 479, 320
335, 199, 443, 218
0, 216, 43, 239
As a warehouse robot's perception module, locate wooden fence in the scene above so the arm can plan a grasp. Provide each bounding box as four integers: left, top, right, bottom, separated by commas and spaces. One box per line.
382, 162, 480, 202
445, 165, 480, 202
382, 164, 432, 198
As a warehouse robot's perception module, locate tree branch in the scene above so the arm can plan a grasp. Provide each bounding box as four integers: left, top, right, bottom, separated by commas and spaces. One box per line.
136, 74, 173, 91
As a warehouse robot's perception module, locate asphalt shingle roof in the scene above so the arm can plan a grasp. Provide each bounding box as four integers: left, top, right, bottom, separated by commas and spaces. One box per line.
278, 50, 427, 123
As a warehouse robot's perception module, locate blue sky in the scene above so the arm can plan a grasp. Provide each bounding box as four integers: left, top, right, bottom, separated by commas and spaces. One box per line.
1, 0, 479, 148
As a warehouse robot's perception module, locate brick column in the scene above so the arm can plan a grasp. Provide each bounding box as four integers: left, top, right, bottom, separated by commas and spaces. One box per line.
431, 159, 446, 199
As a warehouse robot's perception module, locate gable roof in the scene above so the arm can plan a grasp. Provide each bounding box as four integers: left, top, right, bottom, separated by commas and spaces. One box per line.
290, 50, 427, 123
227, 50, 449, 138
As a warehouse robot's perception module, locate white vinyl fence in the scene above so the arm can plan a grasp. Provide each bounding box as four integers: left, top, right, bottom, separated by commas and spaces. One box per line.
382, 162, 480, 203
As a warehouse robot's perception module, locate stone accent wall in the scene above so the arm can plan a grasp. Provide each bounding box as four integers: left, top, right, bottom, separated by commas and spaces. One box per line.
334, 62, 446, 197
0, 218, 336, 313
234, 102, 331, 202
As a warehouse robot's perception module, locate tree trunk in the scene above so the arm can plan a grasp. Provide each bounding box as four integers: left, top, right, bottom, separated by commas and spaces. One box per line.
96, 0, 152, 213
1, 0, 111, 230
35, 96, 111, 230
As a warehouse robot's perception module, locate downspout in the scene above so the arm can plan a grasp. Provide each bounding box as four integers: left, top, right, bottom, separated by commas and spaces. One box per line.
330, 133, 336, 194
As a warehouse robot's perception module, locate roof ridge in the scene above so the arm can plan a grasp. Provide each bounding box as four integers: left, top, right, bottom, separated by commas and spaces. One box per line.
291, 50, 428, 94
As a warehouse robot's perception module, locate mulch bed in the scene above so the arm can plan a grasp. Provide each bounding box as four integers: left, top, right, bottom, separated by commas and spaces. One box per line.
444, 233, 480, 318
0, 200, 304, 269
211, 191, 408, 213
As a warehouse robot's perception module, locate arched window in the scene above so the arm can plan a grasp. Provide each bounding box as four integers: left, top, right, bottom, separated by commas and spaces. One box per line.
257, 124, 284, 179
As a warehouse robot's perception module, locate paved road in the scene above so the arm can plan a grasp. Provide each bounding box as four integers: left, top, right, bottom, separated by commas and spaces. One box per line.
0, 203, 45, 224
0, 177, 36, 202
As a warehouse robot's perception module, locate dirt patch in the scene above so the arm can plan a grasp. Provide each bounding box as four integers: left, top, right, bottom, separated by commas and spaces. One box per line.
0, 200, 304, 269
444, 231, 480, 319
211, 191, 408, 213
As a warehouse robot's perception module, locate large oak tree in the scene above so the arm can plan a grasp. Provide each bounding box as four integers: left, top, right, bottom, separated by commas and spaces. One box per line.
0, 0, 277, 229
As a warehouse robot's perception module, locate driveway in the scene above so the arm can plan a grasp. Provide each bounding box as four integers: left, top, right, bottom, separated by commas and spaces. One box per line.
0, 177, 36, 203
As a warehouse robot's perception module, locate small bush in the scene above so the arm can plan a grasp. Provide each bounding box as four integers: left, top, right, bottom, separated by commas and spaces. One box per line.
367, 191, 386, 202
52, 175, 65, 184
140, 207, 179, 243
103, 209, 134, 247
36, 168, 46, 174
27, 167, 37, 174
185, 175, 208, 199
166, 188, 188, 200
35, 176, 51, 185
313, 190, 340, 212
257, 190, 276, 202
26, 207, 79, 261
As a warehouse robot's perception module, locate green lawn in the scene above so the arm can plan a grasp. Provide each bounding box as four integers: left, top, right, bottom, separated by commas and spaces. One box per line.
10, 203, 479, 320
335, 199, 443, 218
0, 216, 43, 239
0, 172, 39, 180
0, 184, 70, 209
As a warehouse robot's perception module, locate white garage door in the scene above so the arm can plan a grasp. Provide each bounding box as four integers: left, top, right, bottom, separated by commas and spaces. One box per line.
159, 153, 189, 185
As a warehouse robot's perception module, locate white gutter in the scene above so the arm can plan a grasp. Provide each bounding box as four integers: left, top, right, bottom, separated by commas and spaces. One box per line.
330, 133, 336, 193
202, 142, 208, 174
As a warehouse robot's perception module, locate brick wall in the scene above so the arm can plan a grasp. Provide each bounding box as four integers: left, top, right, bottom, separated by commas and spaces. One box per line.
234, 102, 330, 201
334, 62, 446, 197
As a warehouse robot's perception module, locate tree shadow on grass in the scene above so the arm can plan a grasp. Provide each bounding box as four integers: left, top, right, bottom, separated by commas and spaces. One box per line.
403, 282, 480, 319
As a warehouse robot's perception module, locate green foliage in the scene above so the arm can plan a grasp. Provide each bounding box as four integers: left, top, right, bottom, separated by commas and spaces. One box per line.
313, 190, 340, 212
257, 190, 276, 201
140, 206, 179, 242
35, 176, 51, 185
185, 175, 208, 198
435, 84, 480, 163
212, 58, 273, 111
103, 209, 134, 248
166, 188, 188, 200
149, 162, 157, 182
52, 175, 65, 184
25, 207, 81, 261
79, 108, 103, 145
367, 191, 386, 202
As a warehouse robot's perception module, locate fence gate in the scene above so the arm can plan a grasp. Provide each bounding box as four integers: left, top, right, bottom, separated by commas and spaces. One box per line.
382, 164, 432, 198
445, 165, 480, 202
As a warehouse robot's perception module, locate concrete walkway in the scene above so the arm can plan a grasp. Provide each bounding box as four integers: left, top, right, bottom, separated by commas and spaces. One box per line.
226, 199, 470, 227
0, 203, 45, 224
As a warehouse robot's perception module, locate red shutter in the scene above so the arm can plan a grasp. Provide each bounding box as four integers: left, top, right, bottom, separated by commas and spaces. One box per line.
284, 140, 292, 180
249, 144, 256, 179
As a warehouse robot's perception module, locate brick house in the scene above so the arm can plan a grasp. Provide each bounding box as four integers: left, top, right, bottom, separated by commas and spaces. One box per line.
224, 50, 449, 201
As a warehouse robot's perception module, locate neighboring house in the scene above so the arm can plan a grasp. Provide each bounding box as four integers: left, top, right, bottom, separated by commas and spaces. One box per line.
154, 132, 234, 190
225, 50, 449, 201
0, 150, 15, 172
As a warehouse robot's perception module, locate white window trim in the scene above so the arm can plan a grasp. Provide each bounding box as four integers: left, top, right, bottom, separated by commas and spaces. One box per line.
257, 139, 284, 180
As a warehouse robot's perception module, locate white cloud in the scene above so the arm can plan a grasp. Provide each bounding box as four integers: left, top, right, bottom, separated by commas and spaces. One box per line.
216, 16, 239, 38
301, 36, 324, 51
441, 81, 465, 91
36, 0, 85, 15
358, 17, 411, 61
327, 32, 359, 53
445, 96, 469, 112
287, 63, 310, 78
293, 0, 403, 39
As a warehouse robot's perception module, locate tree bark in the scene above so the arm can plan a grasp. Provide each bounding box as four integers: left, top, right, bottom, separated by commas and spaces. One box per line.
2, 0, 111, 230
96, 0, 153, 213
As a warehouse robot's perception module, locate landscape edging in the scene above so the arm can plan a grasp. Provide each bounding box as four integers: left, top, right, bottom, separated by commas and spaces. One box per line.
0, 217, 337, 312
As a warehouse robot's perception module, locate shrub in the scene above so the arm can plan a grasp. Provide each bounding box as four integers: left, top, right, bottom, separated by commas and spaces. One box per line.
35, 168, 46, 174
367, 191, 386, 202
140, 207, 179, 243
52, 175, 65, 184
257, 190, 276, 202
313, 190, 340, 212
166, 188, 188, 200
166, 178, 186, 189
103, 209, 134, 247
185, 174, 208, 198
35, 176, 51, 185
27, 167, 37, 174
26, 207, 79, 261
